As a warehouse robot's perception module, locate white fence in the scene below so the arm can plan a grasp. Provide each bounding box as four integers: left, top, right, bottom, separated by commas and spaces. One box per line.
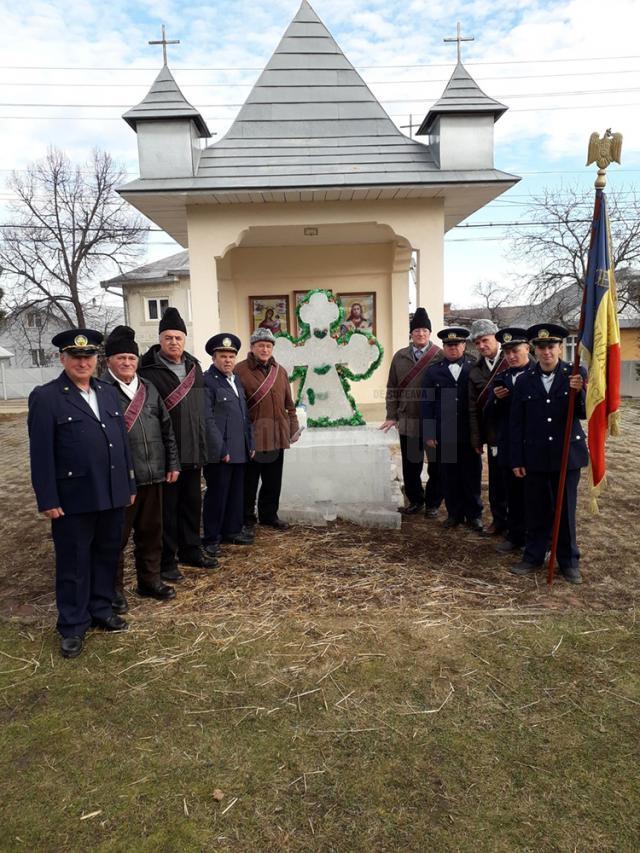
0, 366, 59, 400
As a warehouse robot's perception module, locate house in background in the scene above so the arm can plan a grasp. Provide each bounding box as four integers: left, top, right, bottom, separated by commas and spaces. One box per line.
0, 307, 68, 368
101, 250, 191, 353
446, 281, 640, 396
116, 0, 519, 408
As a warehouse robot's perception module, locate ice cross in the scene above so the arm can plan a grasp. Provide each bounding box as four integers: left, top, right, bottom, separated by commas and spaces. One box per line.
444, 22, 474, 63
149, 25, 180, 65
273, 290, 384, 427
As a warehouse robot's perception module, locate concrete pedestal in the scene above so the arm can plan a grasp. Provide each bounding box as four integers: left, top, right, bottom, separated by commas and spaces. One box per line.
279, 425, 402, 528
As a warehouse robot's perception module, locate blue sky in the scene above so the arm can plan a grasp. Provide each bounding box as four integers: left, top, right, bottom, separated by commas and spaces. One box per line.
2, 0, 639, 306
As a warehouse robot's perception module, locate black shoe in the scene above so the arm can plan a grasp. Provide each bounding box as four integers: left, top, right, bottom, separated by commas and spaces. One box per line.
203, 543, 222, 558
222, 530, 255, 545
442, 517, 461, 529
112, 590, 129, 615
161, 567, 185, 583
260, 518, 290, 530
510, 561, 542, 576
60, 636, 83, 659
136, 582, 177, 601
399, 502, 424, 516
180, 549, 220, 569
424, 507, 439, 518
91, 614, 129, 631
495, 539, 523, 554
244, 517, 257, 529
467, 518, 485, 534
486, 522, 507, 536
561, 568, 582, 585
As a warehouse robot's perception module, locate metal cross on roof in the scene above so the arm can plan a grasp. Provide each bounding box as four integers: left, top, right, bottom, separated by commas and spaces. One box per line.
443, 22, 474, 63
148, 25, 180, 66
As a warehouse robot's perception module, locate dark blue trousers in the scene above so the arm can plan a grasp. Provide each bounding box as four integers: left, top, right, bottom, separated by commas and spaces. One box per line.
202, 463, 245, 545
499, 465, 526, 546
51, 507, 125, 638
440, 444, 482, 522
487, 450, 508, 530
523, 468, 581, 568
399, 433, 442, 509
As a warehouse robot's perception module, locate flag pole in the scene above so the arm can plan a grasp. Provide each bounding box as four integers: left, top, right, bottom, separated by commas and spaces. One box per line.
545, 136, 612, 586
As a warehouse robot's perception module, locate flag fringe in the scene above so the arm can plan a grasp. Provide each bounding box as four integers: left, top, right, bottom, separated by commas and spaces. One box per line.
609, 409, 620, 437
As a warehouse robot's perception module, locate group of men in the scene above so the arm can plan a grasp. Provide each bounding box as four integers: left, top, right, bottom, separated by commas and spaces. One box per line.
28, 309, 298, 659
383, 310, 587, 585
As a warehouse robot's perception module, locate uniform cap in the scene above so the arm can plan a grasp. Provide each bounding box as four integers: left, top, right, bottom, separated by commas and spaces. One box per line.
526, 323, 568, 345
437, 326, 470, 344
495, 327, 529, 348
51, 328, 102, 355
205, 333, 241, 355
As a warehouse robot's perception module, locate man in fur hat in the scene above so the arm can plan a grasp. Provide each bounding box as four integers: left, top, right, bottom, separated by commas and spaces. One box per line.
101, 325, 181, 611
234, 327, 299, 530
380, 308, 443, 517
139, 307, 221, 581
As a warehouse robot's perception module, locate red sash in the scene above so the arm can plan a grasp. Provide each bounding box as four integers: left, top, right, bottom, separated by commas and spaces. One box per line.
398, 346, 440, 390
124, 381, 147, 432
164, 365, 196, 412
246, 364, 278, 411
477, 355, 509, 409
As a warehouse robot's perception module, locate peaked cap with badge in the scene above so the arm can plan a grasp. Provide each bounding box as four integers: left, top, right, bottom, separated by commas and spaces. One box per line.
437, 326, 470, 344
526, 323, 568, 345
52, 328, 103, 355
495, 327, 529, 348
205, 333, 241, 355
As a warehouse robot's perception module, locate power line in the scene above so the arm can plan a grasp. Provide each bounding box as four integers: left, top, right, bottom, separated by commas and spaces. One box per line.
3, 86, 640, 109
0, 53, 638, 71
4, 67, 639, 87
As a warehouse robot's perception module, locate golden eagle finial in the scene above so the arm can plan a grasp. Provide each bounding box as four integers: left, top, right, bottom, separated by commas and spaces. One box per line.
587, 129, 623, 188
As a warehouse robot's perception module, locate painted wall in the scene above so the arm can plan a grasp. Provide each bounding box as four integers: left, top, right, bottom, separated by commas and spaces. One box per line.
223, 242, 395, 406
620, 327, 640, 361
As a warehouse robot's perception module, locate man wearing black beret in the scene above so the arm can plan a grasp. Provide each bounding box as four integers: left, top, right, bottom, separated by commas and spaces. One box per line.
101, 325, 181, 610
28, 328, 137, 658
139, 308, 221, 580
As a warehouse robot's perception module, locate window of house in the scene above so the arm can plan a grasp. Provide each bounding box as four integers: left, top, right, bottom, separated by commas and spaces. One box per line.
146, 297, 170, 321
27, 312, 43, 328
30, 348, 46, 366
564, 334, 578, 363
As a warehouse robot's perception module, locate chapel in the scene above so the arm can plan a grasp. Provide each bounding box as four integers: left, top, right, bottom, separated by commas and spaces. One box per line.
115, 0, 519, 407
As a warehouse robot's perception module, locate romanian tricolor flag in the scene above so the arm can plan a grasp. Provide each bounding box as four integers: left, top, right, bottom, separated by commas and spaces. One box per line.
578, 189, 621, 510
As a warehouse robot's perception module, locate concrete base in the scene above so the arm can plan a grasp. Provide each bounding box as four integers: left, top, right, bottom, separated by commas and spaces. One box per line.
279, 425, 402, 528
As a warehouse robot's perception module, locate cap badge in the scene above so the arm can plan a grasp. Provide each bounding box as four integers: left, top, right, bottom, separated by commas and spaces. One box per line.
74, 335, 88, 347
222, 337, 232, 348
503, 333, 512, 342
447, 332, 457, 339
539, 329, 550, 338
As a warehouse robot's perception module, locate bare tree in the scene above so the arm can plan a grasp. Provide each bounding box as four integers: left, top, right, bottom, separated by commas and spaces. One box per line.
510, 184, 640, 313
471, 279, 511, 325
0, 147, 146, 326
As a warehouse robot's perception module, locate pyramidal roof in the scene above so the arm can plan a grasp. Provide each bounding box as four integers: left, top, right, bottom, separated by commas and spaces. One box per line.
123, 65, 210, 138
195, 0, 439, 189
417, 61, 507, 135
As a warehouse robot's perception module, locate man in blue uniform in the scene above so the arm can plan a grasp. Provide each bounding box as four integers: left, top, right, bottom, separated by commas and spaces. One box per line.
422, 327, 483, 532
28, 329, 137, 658
482, 327, 535, 555
202, 334, 255, 552
509, 323, 588, 583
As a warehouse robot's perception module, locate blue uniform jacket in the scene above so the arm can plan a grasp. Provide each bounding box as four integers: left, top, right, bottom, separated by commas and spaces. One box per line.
28, 373, 137, 513
483, 357, 536, 467
421, 356, 476, 448
509, 360, 589, 472
203, 366, 254, 463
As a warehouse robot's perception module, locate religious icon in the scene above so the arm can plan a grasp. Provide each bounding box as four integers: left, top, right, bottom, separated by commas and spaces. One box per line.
336, 292, 376, 335
249, 295, 290, 336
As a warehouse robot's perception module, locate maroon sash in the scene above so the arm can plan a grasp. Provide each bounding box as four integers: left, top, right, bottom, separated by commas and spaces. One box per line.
164, 365, 196, 412
398, 346, 440, 391
124, 381, 147, 432
246, 364, 278, 410
477, 355, 509, 409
